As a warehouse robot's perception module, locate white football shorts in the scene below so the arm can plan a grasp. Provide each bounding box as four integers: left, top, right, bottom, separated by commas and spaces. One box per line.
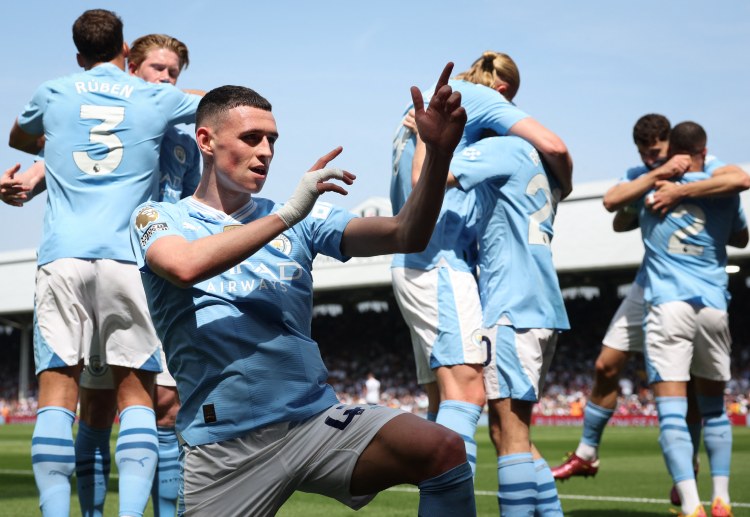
34, 258, 161, 375
391, 266, 486, 385
81, 345, 175, 389
601, 282, 645, 354
644, 300, 731, 383
482, 325, 558, 402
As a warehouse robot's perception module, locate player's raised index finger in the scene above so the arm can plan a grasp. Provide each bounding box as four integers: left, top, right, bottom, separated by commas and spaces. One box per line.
433, 62, 454, 96
309, 147, 343, 171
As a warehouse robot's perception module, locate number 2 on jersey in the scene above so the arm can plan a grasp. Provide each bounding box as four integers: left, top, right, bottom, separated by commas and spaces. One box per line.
73, 105, 125, 176
667, 204, 705, 256
526, 173, 559, 246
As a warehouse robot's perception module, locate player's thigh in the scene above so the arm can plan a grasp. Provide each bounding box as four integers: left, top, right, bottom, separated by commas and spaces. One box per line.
94, 259, 161, 371
350, 411, 464, 494
691, 306, 731, 382
645, 301, 697, 384
392, 267, 439, 384
483, 326, 557, 402
34, 258, 96, 373
601, 282, 645, 354
79, 386, 117, 427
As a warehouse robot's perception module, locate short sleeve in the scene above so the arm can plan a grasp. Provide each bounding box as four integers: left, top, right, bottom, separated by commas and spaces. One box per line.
130, 202, 185, 270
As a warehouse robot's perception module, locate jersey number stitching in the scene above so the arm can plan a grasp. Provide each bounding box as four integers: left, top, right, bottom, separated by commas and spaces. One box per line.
526, 173, 559, 246
73, 105, 125, 176
667, 204, 706, 256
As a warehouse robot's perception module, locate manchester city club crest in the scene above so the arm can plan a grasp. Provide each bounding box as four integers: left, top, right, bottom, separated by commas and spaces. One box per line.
173, 145, 187, 164
270, 234, 292, 255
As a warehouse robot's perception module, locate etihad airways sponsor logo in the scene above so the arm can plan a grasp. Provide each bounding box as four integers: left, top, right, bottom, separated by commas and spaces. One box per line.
203, 260, 304, 295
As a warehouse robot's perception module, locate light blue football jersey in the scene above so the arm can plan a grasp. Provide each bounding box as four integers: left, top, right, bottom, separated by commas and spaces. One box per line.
390, 80, 529, 271
17, 63, 200, 265
159, 126, 201, 203
451, 136, 570, 330
130, 196, 356, 446
620, 156, 727, 287
639, 172, 746, 311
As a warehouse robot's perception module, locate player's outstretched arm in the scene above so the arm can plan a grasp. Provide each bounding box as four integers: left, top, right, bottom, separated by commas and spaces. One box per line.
144, 157, 353, 288
602, 154, 691, 212
0, 161, 46, 207
507, 117, 573, 199
342, 63, 466, 257
648, 165, 750, 215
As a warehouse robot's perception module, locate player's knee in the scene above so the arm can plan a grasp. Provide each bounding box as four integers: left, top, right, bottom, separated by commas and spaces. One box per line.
594, 355, 621, 381
429, 427, 467, 476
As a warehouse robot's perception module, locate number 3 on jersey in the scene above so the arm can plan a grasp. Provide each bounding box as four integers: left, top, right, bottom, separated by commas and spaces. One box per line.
73, 105, 125, 176
526, 173, 559, 246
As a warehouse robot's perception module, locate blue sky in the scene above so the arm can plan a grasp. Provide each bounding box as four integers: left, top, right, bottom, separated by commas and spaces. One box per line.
1, 0, 749, 252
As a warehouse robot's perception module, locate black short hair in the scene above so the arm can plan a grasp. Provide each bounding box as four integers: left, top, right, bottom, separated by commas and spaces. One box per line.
669, 121, 707, 155
633, 114, 670, 147
72, 9, 124, 63
196, 86, 272, 127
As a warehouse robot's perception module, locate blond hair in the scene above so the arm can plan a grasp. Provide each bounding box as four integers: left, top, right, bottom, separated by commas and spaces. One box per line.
455, 51, 520, 101
129, 33, 189, 71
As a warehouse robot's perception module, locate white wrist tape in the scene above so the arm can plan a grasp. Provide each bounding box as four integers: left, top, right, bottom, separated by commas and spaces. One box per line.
276, 168, 345, 227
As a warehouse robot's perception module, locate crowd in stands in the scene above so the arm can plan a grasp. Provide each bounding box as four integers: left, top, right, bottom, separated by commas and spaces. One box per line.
1, 284, 749, 421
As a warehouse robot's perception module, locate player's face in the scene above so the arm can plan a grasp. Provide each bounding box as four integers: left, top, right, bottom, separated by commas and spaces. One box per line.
637, 139, 669, 170
210, 106, 278, 195
131, 48, 181, 85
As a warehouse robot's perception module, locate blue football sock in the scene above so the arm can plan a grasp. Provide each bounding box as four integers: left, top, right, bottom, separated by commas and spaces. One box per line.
426, 411, 438, 422
75, 421, 112, 517
534, 458, 563, 516
498, 452, 536, 516
32, 407, 76, 517
697, 395, 732, 478
418, 462, 475, 517
116, 405, 158, 517
436, 401, 481, 476
152, 426, 180, 517
580, 401, 614, 448
656, 397, 694, 483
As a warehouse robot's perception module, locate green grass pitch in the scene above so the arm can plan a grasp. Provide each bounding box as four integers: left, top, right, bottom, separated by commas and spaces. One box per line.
1, 424, 748, 516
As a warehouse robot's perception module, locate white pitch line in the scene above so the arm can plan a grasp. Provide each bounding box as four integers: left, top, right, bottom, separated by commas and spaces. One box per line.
1, 471, 748, 509
386, 486, 750, 509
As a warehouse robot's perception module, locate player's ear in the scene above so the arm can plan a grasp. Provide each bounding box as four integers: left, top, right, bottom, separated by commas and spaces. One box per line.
76, 53, 85, 68
195, 127, 213, 154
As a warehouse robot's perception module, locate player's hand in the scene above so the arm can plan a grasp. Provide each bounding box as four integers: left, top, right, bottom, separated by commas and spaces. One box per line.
402, 109, 417, 133
411, 63, 466, 157
652, 154, 690, 180
306, 147, 356, 195
648, 180, 684, 216
0, 164, 29, 207
276, 149, 357, 228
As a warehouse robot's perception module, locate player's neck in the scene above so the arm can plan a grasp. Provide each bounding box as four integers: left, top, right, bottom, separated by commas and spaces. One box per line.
193, 173, 253, 216
78, 54, 126, 72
